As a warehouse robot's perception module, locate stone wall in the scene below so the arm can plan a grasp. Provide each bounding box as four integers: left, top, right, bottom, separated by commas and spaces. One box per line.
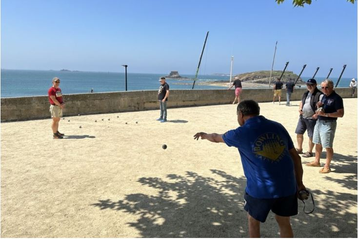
1, 88, 354, 122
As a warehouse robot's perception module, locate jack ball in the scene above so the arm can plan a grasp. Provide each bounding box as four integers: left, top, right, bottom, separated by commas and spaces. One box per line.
162, 144, 167, 150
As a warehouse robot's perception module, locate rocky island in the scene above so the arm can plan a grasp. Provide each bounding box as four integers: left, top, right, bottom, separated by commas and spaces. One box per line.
164, 71, 189, 79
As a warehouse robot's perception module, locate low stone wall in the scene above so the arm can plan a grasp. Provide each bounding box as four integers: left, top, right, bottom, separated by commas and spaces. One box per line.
1, 88, 353, 122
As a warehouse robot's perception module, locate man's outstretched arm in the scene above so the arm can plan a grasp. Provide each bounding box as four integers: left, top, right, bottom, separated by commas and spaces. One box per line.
193, 132, 224, 143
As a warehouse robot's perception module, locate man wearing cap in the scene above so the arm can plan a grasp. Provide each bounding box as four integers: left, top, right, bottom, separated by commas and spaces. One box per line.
157, 77, 169, 122
349, 78, 356, 97
48, 77, 65, 139
295, 79, 323, 158
308, 79, 344, 173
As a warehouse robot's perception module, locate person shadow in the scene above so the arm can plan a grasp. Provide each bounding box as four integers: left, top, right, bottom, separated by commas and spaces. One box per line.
167, 119, 188, 123
64, 135, 96, 139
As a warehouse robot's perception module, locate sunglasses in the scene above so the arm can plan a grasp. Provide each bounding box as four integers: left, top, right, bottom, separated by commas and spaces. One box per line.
321, 87, 329, 89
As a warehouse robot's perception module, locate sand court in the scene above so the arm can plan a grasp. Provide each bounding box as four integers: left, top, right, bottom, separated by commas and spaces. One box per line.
1, 99, 357, 237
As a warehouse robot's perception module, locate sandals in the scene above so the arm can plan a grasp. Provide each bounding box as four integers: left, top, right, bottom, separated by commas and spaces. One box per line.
302, 152, 314, 158
306, 161, 321, 167
296, 148, 303, 154
319, 167, 331, 174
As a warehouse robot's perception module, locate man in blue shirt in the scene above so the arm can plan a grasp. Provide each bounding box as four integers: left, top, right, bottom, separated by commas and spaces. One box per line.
194, 100, 305, 238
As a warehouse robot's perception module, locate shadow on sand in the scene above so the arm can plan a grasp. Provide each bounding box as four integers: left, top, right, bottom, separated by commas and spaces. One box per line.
91, 168, 357, 237
64, 135, 96, 139
167, 119, 189, 123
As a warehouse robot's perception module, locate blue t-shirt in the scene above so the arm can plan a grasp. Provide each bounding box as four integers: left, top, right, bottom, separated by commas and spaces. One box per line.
222, 116, 296, 199
318, 91, 344, 121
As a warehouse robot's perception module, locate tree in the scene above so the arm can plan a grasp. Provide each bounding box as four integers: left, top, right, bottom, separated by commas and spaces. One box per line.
276, 0, 356, 7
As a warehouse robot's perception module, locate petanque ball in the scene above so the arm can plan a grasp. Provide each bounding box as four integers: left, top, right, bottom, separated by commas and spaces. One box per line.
162, 144, 167, 150
79, 126, 82, 128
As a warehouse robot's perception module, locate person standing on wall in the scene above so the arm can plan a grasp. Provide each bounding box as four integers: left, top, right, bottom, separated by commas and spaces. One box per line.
48, 77, 65, 139
157, 77, 169, 123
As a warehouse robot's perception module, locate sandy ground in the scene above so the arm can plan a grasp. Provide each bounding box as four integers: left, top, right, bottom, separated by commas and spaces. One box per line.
1, 99, 357, 238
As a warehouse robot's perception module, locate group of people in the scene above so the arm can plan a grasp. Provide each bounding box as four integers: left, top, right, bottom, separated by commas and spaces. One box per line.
272, 77, 296, 105
194, 78, 344, 237
48, 75, 345, 237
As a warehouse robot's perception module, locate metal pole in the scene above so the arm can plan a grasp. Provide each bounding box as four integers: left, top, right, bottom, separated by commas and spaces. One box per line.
312, 67, 320, 79
294, 64, 307, 85
229, 56, 234, 84
326, 68, 333, 79
192, 31, 209, 90
122, 65, 128, 91
335, 64, 347, 88
269, 41, 278, 87
278, 61, 289, 80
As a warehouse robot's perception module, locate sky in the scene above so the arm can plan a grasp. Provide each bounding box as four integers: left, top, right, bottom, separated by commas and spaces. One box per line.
1, 0, 357, 78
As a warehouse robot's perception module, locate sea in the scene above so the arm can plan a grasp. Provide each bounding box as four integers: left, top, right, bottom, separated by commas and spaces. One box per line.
1, 69, 355, 98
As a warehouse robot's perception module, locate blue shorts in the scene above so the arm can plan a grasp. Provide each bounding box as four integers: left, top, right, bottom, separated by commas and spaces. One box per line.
295, 116, 317, 138
312, 120, 337, 148
244, 192, 298, 222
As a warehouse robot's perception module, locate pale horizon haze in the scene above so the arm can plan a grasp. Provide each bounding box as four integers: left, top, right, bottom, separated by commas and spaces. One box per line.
1, 0, 357, 78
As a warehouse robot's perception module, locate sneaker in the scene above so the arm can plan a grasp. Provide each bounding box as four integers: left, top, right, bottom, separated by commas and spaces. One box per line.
160, 119, 167, 123
156, 118, 163, 121
53, 132, 63, 139
57, 131, 65, 136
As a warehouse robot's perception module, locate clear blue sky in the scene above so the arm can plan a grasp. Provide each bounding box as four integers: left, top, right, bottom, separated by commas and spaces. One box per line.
2, 0, 357, 77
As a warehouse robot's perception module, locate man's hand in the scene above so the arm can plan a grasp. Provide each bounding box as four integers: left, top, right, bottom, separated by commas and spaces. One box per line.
194, 132, 224, 143
194, 132, 207, 140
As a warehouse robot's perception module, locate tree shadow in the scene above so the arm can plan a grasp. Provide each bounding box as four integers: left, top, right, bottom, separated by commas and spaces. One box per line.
64, 135, 96, 139
91, 169, 357, 238
323, 152, 357, 190
92, 170, 247, 237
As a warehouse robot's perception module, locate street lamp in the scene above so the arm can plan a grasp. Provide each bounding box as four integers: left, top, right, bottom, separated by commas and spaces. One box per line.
122, 65, 128, 91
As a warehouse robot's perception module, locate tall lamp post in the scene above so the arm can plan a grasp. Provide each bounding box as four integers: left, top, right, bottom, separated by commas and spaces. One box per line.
122, 65, 128, 91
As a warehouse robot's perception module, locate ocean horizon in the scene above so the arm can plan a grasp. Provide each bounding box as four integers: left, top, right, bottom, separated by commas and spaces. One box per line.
1, 69, 355, 98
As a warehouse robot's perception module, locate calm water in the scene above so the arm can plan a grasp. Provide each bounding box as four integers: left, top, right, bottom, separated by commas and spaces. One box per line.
1, 69, 355, 98
1, 69, 231, 98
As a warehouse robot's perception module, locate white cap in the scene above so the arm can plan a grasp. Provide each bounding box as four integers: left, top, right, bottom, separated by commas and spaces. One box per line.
352, 78, 356, 81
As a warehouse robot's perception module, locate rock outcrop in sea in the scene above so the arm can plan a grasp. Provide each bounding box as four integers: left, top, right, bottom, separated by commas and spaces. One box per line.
164, 71, 189, 79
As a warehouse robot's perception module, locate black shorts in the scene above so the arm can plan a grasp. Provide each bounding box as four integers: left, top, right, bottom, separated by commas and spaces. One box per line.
295, 116, 317, 138
244, 192, 298, 222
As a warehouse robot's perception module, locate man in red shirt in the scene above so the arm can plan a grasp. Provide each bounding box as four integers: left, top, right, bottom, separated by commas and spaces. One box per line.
48, 77, 65, 139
